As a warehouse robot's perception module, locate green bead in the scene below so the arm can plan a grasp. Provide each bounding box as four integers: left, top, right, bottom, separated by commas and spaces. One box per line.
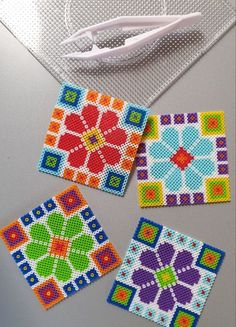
64, 215, 83, 238
30, 223, 50, 243
47, 212, 64, 236
25, 242, 48, 260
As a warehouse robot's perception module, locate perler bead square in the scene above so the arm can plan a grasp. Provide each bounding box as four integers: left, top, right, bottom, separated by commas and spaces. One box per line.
108, 217, 225, 326
38, 83, 150, 196
136, 111, 231, 207
0, 185, 121, 309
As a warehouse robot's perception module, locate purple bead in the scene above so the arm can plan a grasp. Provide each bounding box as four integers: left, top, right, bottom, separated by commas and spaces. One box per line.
172, 284, 193, 305
136, 156, 147, 167
218, 164, 228, 175
137, 170, 148, 180
173, 250, 193, 270
216, 137, 226, 148
157, 288, 175, 311
177, 268, 200, 286
140, 250, 159, 271
180, 194, 191, 205
156, 243, 175, 267
193, 193, 204, 204
132, 268, 156, 286
174, 114, 185, 124
187, 113, 198, 123
217, 151, 227, 161
139, 283, 159, 304
160, 115, 171, 125
166, 194, 178, 206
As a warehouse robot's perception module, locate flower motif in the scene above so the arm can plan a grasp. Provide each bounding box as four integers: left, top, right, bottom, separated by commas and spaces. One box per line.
25, 212, 94, 282
150, 126, 215, 191
132, 242, 200, 311
58, 105, 127, 173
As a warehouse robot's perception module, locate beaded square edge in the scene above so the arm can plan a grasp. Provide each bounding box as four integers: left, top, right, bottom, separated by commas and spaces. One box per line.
107, 217, 225, 326
136, 111, 231, 207
0, 185, 122, 309
38, 83, 150, 196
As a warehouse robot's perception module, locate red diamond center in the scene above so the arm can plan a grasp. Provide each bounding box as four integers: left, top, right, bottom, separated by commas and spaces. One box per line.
170, 147, 194, 170
50, 237, 69, 258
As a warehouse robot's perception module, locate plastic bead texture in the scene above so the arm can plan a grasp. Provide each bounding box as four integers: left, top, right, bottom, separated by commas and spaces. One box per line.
38, 82, 150, 196
107, 217, 225, 326
136, 111, 231, 207
0, 185, 121, 309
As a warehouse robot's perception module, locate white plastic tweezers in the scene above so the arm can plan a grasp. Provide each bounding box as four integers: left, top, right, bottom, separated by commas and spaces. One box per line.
61, 12, 201, 60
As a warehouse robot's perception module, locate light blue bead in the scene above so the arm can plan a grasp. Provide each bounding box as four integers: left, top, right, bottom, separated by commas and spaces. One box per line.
191, 138, 213, 156
182, 126, 199, 150
151, 162, 174, 179
185, 167, 202, 190
149, 142, 173, 159
162, 128, 179, 151
166, 168, 182, 192
191, 159, 215, 176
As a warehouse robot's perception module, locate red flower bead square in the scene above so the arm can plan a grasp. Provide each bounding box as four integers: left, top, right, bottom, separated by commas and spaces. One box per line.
39, 83, 150, 196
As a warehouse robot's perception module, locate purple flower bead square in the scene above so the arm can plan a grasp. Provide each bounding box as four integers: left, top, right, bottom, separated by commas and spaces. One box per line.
108, 218, 225, 327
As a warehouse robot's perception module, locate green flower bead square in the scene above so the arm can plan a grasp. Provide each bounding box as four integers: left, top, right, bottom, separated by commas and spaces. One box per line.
0, 185, 121, 310
107, 217, 225, 327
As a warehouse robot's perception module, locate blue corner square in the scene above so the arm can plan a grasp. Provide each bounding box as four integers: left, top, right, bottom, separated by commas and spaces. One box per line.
133, 217, 163, 248
38, 148, 66, 176
95, 230, 108, 244
12, 250, 25, 263
170, 307, 199, 327
86, 268, 99, 282
88, 219, 101, 233
75, 275, 87, 289
44, 199, 57, 212
26, 273, 39, 286
107, 281, 136, 310
123, 104, 149, 130
102, 170, 128, 196
32, 206, 45, 220
63, 282, 77, 296
58, 83, 86, 111
196, 243, 225, 274
80, 207, 94, 220
20, 213, 33, 226
19, 262, 32, 275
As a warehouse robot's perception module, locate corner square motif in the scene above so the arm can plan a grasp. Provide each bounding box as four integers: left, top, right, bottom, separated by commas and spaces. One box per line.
133, 218, 162, 248
136, 111, 231, 207
58, 84, 86, 110
108, 217, 225, 326
0, 185, 121, 310
124, 105, 147, 130
39, 83, 150, 196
